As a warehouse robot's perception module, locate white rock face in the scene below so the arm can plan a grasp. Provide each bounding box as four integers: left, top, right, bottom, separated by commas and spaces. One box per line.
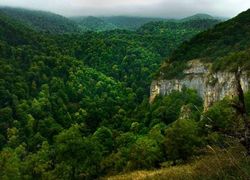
150, 60, 250, 110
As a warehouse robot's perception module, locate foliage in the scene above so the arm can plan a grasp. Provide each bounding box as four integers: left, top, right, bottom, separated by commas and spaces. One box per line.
181, 13, 218, 22
0, 6, 238, 179
53, 124, 102, 179
138, 19, 220, 35
101, 16, 166, 31
147, 89, 203, 126
170, 9, 250, 62
0, 7, 79, 34
202, 99, 239, 135
212, 49, 250, 72
164, 119, 202, 162
70, 16, 117, 32
127, 136, 164, 170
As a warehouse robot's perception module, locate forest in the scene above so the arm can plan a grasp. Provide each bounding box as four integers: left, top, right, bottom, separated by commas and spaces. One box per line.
0, 6, 250, 180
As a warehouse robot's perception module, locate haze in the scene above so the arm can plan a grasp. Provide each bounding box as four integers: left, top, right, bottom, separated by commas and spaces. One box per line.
0, 0, 249, 18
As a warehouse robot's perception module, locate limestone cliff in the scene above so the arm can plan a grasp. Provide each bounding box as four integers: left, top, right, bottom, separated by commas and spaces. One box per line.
150, 60, 250, 110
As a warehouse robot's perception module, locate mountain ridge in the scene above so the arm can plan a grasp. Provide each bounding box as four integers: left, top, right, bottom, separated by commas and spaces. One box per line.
170, 9, 250, 62
0, 7, 80, 34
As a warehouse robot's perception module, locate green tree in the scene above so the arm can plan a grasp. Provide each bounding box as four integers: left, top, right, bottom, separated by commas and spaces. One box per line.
202, 99, 238, 134
22, 141, 52, 179
0, 148, 21, 179
93, 126, 113, 155
164, 119, 201, 163
54, 124, 102, 179
127, 136, 163, 170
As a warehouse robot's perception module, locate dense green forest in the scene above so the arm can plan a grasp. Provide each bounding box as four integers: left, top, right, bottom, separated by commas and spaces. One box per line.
0, 7, 79, 34
71, 16, 170, 31
70, 16, 117, 32
180, 13, 218, 21
0, 6, 249, 180
170, 9, 250, 62
0, 7, 222, 33
156, 9, 250, 80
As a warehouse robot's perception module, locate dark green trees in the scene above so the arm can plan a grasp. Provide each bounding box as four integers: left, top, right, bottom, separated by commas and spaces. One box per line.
165, 119, 201, 162
54, 124, 102, 179
0, 7, 228, 179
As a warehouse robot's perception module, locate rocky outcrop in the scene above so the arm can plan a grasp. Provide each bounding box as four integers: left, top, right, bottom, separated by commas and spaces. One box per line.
150, 60, 250, 110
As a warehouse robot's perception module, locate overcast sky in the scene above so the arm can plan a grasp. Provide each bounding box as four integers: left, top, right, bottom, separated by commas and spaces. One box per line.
0, 0, 249, 18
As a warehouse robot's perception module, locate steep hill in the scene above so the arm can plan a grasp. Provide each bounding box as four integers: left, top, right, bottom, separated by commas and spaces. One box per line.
170, 9, 250, 62
152, 9, 250, 110
0, 11, 40, 45
0, 7, 79, 34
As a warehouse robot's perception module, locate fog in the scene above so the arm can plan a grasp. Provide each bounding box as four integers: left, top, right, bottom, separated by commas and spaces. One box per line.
0, 0, 249, 18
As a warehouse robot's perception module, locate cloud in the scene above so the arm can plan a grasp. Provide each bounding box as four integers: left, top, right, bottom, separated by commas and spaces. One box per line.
0, 0, 249, 17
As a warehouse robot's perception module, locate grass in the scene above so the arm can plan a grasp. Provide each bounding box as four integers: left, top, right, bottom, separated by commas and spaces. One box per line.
104, 143, 250, 180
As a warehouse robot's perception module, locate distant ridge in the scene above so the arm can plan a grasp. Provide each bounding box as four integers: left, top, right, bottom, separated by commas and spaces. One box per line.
181, 13, 215, 21
0, 6, 223, 33
70, 16, 117, 31
100, 16, 166, 30
0, 7, 79, 34
70, 16, 166, 31
0, 10, 40, 45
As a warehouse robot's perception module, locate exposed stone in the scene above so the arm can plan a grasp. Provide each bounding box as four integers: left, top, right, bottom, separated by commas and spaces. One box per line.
150, 60, 250, 110
179, 105, 193, 120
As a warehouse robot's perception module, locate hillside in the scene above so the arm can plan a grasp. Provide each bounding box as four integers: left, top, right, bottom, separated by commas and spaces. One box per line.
181, 13, 215, 21
154, 8, 250, 82
71, 16, 167, 31
0, 7, 79, 34
106, 144, 249, 180
146, 8, 250, 180
170, 9, 250, 62
71, 14, 220, 32
0, 8, 219, 179
137, 19, 220, 35
53, 17, 218, 103
1, 5, 249, 180
70, 16, 117, 31
101, 16, 166, 30
0, 11, 41, 45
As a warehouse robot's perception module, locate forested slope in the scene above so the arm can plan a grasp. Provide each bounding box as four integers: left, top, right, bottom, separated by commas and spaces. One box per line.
155, 9, 250, 80
146, 8, 250, 180
70, 16, 117, 32
0, 11, 41, 45
54, 17, 219, 102
101, 16, 166, 30
0, 7, 233, 179
0, 7, 79, 34
181, 13, 216, 21
170, 9, 250, 62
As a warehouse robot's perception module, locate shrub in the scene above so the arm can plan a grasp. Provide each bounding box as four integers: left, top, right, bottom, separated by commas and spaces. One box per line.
165, 119, 201, 162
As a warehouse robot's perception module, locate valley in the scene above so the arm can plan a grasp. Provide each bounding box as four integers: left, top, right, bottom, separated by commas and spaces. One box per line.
0, 5, 250, 180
